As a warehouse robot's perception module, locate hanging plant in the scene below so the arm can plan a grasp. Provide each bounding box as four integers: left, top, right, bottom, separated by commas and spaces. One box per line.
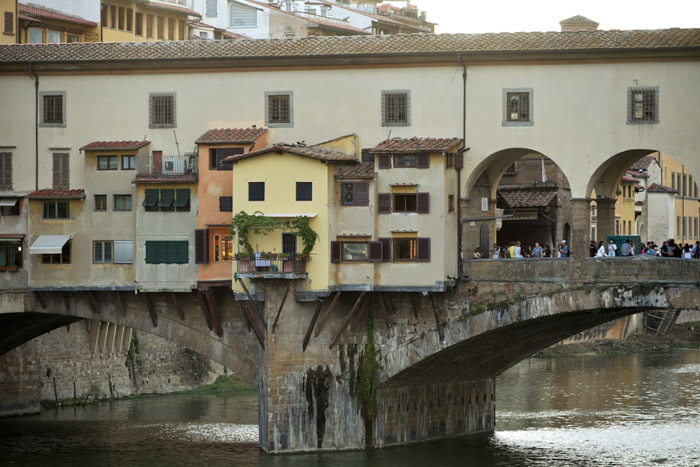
231, 211, 318, 256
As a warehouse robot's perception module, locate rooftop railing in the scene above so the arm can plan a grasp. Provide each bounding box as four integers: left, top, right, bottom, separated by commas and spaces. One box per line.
136, 154, 197, 175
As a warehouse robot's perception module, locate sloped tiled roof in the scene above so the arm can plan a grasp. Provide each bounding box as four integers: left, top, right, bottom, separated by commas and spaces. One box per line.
133, 174, 197, 184
2, 28, 699, 65
316, 0, 430, 33
560, 15, 599, 26
18, 3, 97, 27
630, 156, 657, 171
223, 31, 251, 40
622, 175, 638, 183
80, 140, 150, 151
27, 189, 85, 199
499, 188, 557, 208
370, 137, 462, 153
335, 162, 375, 179
195, 127, 267, 144
626, 169, 649, 178
647, 183, 677, 193
225, 142, 357, 163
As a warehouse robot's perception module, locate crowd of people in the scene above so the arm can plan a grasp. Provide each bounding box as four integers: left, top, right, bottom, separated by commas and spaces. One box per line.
472, 238, 700, 259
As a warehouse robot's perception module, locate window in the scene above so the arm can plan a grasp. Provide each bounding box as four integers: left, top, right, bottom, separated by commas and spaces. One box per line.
145, 240, 188, 264
47, 31, 61, 43
114, 240, 134, 264
230, 2, 257, 27
212, 232, 233, 262
210, 147, 242, 170
615, 219, 620, 235
118, 6, 126, 30
393, 237, 430, 262
143, 188, 159, 212
249, 182, 265, 201
43, 241, 71, 264
135, 12, 143, 35
342, 242, 369, 262
207, 0, 218, 17
378, 192, 429, 214
66, 34, 80, 43
97, 155, 118, 170
142, 189, 188, 212
174, 188, 190, 211
146, 14, 154, 38
219, 196, 232, 211
114, 194, 132, 211
4, 11, 14, 34
149, 93, 176, 128
157, 16, 165, 39
296, 182, 312, 201
341, 182, 369, 206
627, 87, 659, 124
122, 155, 135, 170
43, 201, 69, 219
683, 174, 687, 197
394, 193, 416, 212
448, 194, 455, 213
110, 5, 117, 28
672, 171, 675, 190
29, 28, 43, 43
168, 18, 175, 40
282, 233, 297, 255
1, 199, 19, 216
126, 8, 134, 32
265, 92, 293, 128
503, 88, 534, 126
52, 153, 69, 189
199, 31, 208, 39
0, 152, 11, 189
0, 241, 21, 268
677, 174, 682, 194
40, 92, 66, 127
382, 90, 410, 127
677, 216, 681, 236
179, 20, 185, 40
94, 241, 113, 263
95, 195, 107, 211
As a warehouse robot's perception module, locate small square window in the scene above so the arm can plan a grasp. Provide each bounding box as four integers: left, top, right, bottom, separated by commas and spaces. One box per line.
265, 92, 293, 128
393, 238, 417, 261
40, 92, 66, 127
95, 194, 107, 211
114, 194, 132, 211
149, 93, 176, 128
382, 90, 410, 127
296, 182, 312, 201
393, 193, 417, 212
502, 88, 533, 127
627, 87, 659, 124
249, 182, 265, 201
122, 155, 135, 170
97, 155, 118, 170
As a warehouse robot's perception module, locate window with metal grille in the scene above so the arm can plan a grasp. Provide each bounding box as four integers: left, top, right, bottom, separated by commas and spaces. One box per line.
382, 90, 410, 126
627, 87, 659, 124
268, 95, 290, 124
507, 92, 529, 122
43, 94, 64, 124
296, 182, 312, 201
282, 233, 297, 255
149, 93, 176, 128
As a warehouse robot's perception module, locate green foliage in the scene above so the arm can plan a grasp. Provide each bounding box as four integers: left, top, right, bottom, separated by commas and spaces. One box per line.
231, 211, 318, 256
359, 312, 382, 425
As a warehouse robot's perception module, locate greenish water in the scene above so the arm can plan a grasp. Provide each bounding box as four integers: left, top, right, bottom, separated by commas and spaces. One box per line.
1, 350, 699, 466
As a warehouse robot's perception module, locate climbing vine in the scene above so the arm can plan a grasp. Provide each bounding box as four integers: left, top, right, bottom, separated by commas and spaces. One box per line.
230, 211, 318, 256
357, 311, 382, 448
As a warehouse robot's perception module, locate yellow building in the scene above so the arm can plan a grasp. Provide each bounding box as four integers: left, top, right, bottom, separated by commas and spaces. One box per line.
615, 175, 637, 236
1, 0, 17, 44
655, 152, 700, 245
100, 0, 200, 42
18, 3, 98, 43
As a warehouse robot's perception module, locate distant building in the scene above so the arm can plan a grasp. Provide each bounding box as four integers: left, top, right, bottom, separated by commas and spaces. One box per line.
0, 0, 17, 44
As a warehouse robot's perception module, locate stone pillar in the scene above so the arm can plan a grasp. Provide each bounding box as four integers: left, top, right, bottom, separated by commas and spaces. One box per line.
595, 198, 617, 242
570, 198, 592, 259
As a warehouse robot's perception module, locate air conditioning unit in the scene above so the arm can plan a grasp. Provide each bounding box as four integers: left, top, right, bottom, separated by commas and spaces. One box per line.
163, 156, 184, 174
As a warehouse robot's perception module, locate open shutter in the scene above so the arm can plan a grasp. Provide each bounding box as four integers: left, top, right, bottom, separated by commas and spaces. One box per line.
454, 153, 464, 169
417, 192, 430, 213
330, 241, 341, 263
416, 154, 429, 168
378, 154, 391, 169
355, 182, 369, 206
219, 196, 232, 211
378, 193, 392, 214
379, 238, 391, 262
368, 241, 382, 263
159, 189, 174, 207
417, 237, 430, 262
195, 229, 209, 264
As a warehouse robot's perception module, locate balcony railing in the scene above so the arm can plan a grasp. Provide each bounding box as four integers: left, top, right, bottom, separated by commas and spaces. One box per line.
236, 255, 307, 277
136, 154, 197, 175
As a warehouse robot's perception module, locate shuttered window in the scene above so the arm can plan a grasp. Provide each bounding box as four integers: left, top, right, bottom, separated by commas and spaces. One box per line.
143, 189, 159, 209
416, 154, 429, 168
249, 182, 265, 201
145, 240, 188, 264
126, 8, 133, 32
195, 229, 209, 264
135, 13, 143, 35
454, 153, 463, 169
417, 238, 430, 262
368, 241, 382, 263
340, 182, 368, 206
379, 238, 391, 262
146, 14, 154, 38
157, 16, 165, 39
330, 241, 341, 263
0, 152, 11, 189
417, 192, 430, 213
174, 189, 190, 211
158, 189, 175, 208
4, 12, 13, 34
207, 0, 218, 17
179, 20, 185, 40
168, 18, 175, 40
378, 193, 391, 214
378, 154, 391, 169
230, 2, 257, 27
52, 153, 69, 189
114, 241, 134, 264
219, 196, 232, 211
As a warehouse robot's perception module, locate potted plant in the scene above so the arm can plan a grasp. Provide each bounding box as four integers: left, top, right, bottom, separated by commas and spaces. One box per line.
0, 266, 6, 272
295, 252, 310, 261
235, 252, 253, 272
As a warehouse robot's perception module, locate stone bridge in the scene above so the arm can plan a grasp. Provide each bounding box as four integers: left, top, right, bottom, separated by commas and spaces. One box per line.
2, 257, 699, 453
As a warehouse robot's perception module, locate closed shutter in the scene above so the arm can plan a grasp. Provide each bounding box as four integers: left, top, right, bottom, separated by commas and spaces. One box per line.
417, 192, 430, 213
4, 12, 13, 34
330, 241, 341, 263
53, 153, 69, 189
416, 154, 429, 168
113, 241, 134, 264
0, 152, 11, 189
355, 182, 369, 206
378, 193, 392, 214
176, 241, 189, 264
379, 238, 392, 262
219, 196, 232, 211
368, 241, 382, 263
195, 229, 209, 264
145, 241, 156, 263
417, 237, 430, 262
206, 0, 217, 17
378, 154, 391, 169
230, 2, 257, 26
454, 153, 464, 169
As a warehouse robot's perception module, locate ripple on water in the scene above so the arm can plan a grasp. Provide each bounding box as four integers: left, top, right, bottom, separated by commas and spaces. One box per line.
157, 423, 259, 444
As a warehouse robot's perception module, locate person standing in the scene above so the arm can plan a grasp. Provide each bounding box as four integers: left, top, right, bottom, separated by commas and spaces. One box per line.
620, 239, 632, 256
514, 241, 523, 258
532, 242, 543, 258
607, 239, 618, 257
595, 240, 607, 257
560, 240, 569, 258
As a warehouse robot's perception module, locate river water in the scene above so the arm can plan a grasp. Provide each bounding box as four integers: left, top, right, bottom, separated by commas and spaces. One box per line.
1, 350, 699, 466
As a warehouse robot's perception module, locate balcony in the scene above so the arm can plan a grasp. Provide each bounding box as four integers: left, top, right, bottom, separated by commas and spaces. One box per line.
134, 154, 197, 183
235, 254, 308, 279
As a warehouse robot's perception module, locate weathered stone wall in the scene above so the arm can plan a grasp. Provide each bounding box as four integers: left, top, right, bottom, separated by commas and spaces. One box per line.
0, 340, 41, 417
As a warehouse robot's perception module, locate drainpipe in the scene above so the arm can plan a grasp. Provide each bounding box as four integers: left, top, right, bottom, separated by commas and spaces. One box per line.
457, 53, 467, 279
30, 63, 39, 191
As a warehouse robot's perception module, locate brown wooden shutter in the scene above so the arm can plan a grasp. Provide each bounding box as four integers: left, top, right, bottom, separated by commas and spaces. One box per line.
219, 196, 232, 211
4, 12, 13, 34
0, 153, 11, 189
445, 153, 453, 168
194, 229, 209, 264
416, 154, 429, 168
417, 192, 430, 213
378, 193, 392, 214
417, 237, 430, 262
378, 154, 391, 169
355, 182, 369, 206
368, 241, 382, 263
53, 153, 69, 189
330, 241, 341, 263
379, 237, 392, 262
454, 153, 464, 169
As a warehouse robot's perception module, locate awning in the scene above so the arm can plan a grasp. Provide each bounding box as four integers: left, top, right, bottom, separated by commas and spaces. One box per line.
174, 189, 190, 207
0, 198, 19, 206
159, 189, 174, 207
29, 235, 72, 255
143, 189, 159, 207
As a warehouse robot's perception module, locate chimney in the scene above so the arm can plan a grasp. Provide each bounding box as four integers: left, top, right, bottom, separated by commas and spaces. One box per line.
559, 15, 599, 32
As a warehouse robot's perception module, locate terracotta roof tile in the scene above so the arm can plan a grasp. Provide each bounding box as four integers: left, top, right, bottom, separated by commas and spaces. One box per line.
2, 28, 698, 65
316, 0, 430, 32
335, 162, 375, 179
195, 127, 267, 144
18, 3, 97, 27
626, 169, 649, 178
225, 141, 357, 163
80, 140, 150, 151
647, 183, 677, 193
622, 175, 638, 183
27, 189, 85, 199
133, 174, 197, 184
629, 156, 657, 171
223, 31, 251, 40
560, 15, 599, 26
499, 188, 557, 208
370, 137, 462, 153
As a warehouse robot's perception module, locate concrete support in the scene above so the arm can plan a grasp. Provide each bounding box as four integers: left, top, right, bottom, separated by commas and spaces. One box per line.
570, 198, 592, 258
595, 197, 617, 242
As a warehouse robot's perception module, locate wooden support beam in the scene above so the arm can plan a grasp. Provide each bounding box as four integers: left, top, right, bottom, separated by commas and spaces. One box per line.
204, 291, 223, 337
239, 300, 252, 332
239, 301, 265, 349
329, 292, 367, 350
431, 294, 445, 341
115, 292, 126, 317
382, 292, 394, 314
271, 281, 293, 334
349, 293, 371, 332
196, 289, 214, 331
171, 292, 185, 321
314, 291, 341, 338
410, 293, 420, 320
238, 278, 266, 333
34, 291, 47, 310
84, 291, 100, 314
144, 293, 157, 327
61, 291, 71, 312
302, 300, 324, 352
